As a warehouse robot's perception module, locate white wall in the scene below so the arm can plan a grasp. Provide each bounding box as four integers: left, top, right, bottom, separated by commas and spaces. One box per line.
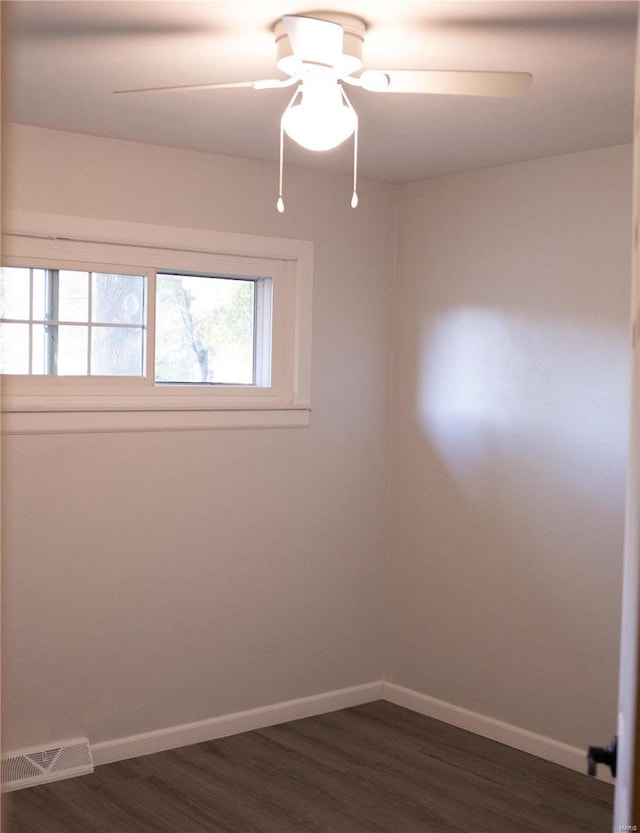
1, 125, 633, 765
388, 144, 633, 750
1, 124, 396, 750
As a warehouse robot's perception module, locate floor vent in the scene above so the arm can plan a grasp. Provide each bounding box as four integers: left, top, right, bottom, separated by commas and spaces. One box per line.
2, 738, 93, 792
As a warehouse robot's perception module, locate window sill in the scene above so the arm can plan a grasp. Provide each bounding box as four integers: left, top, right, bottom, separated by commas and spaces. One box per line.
2, 406, 311, 434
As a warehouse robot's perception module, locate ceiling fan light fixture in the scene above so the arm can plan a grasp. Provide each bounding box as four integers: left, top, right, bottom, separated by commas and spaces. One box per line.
282, 83, 357, 151
274, 13, 365, 78
277, 82, 359, 212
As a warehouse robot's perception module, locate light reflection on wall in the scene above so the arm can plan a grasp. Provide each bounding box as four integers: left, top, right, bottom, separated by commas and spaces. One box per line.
418, 306, 629, 510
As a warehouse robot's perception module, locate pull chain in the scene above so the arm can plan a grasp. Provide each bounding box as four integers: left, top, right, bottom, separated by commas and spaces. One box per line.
351, 119, 359, 208
277, 86, 302, 213
277, 120, 285, 213
340, 86, 358, 208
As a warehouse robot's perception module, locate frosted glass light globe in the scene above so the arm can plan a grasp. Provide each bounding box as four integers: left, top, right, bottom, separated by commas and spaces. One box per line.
282, 84, 357, 151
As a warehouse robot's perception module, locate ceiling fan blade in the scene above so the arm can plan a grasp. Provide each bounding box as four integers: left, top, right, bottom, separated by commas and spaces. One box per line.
283, 15, 344, 66
359, 69, 532, 98
113, 78, 296, 95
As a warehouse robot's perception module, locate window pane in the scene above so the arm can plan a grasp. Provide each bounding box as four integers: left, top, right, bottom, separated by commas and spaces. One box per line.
58, 271, 88, 322
155, 274, 255, 384
32, 270, 46, 321
0, 322, 30, 373
31, 324, 46, 375
92, 274, 144, 325
91, 326, 144, 376
0, 267, 30, 319
57, 325, 88, 374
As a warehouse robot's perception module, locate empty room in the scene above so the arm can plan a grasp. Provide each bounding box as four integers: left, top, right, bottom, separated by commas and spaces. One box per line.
1, 2, 638, 832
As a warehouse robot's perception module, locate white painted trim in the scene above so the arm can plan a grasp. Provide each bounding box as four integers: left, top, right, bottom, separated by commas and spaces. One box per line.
2, 406, 310, 435
383, 682, 615, 785
613, 16, 640, 829
3, 211, 313, 262
1, 212, 314, 433
91, 682, 384, 766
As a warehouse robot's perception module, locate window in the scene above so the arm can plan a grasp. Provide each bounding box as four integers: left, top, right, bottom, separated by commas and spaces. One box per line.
154, 273, 268, 387
1, 212, 313, 433
1, 269, 267, 386
1, 267, 146, 376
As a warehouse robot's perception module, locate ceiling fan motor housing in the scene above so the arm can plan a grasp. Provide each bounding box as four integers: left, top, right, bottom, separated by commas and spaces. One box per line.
274, 12, 366, 76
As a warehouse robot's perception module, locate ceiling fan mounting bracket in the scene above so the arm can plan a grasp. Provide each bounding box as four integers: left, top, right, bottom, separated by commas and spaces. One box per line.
273, 12, 366, 77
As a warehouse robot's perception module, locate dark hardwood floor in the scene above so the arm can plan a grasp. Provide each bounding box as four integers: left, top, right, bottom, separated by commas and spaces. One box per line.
3, 701, 613, 833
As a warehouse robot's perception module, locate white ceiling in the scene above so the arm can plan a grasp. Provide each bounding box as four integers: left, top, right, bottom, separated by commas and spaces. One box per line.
1, 1, 637, 183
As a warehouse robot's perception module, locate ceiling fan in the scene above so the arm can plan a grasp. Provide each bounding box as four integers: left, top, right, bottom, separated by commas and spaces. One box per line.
115, 12, 533, 212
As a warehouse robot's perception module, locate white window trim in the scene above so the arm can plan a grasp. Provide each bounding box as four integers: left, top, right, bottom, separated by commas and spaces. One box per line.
1, 211, 313, 434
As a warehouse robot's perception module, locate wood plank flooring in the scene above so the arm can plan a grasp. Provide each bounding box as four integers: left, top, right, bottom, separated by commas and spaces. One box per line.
2, 701, 613, 833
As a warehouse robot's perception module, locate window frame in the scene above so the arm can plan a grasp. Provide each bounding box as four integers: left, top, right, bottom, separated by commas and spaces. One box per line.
1, 211, 313, 434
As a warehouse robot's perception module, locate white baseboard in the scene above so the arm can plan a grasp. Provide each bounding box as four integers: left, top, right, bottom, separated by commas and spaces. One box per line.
91, 681, 384, 766
60, 679, 610, 786
383, 682, 614, 785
